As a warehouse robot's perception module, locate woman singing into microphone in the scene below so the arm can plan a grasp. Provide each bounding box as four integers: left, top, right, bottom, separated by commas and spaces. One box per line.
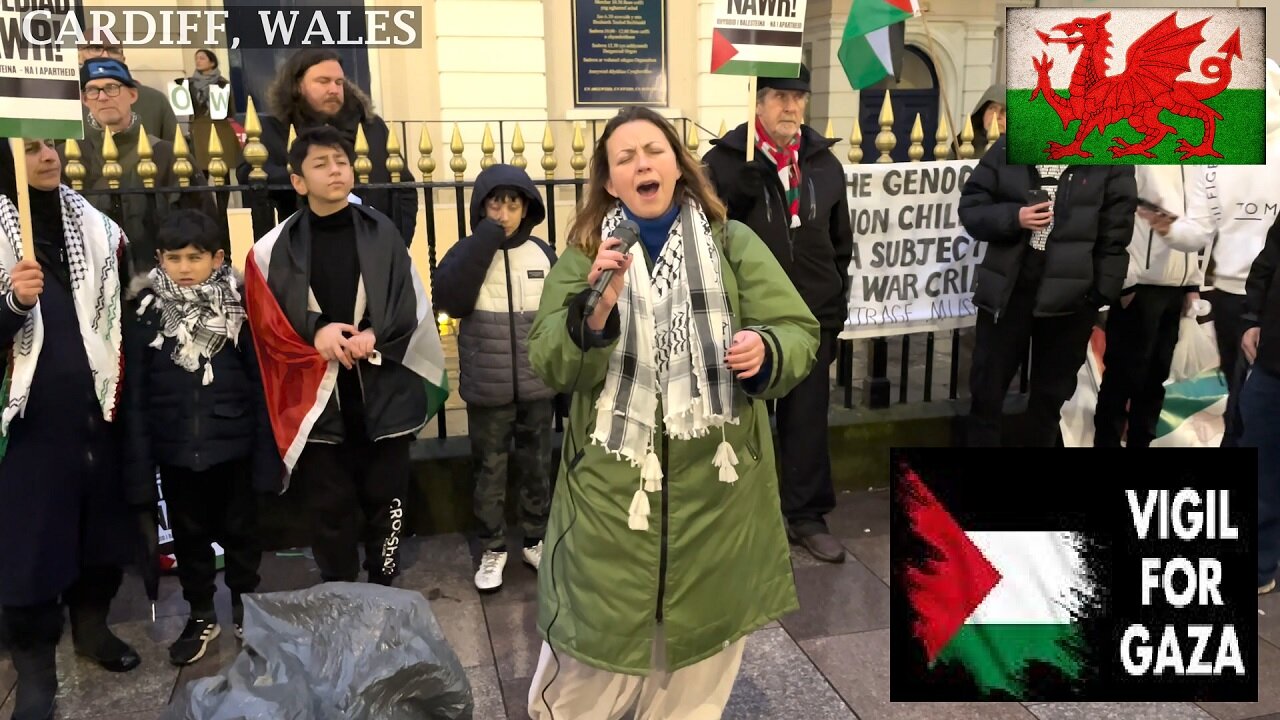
526, 107, 820, 718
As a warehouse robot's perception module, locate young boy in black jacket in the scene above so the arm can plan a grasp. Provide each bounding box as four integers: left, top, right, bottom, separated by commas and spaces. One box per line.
433, 164, 556, 592
124, 209, 281, 665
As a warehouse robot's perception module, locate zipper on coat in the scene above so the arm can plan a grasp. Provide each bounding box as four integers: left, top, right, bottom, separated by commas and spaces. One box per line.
656, 436, 669, 623
502, 249, 521, 404
806, 177, 817, 221
1146, 228, 1154, 271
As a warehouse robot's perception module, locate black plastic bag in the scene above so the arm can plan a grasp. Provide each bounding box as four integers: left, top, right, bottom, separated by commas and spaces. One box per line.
164, 582, 473, 720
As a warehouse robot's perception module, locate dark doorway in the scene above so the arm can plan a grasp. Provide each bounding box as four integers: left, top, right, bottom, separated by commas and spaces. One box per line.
857, 46, 943, 162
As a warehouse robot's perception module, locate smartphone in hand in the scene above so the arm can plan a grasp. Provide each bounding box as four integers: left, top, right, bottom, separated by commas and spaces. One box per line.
1137, 198, 1177, 219
1026, 188, 1052, 206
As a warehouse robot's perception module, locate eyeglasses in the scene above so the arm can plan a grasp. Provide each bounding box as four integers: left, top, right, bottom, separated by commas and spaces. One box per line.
83, 83, 125, 100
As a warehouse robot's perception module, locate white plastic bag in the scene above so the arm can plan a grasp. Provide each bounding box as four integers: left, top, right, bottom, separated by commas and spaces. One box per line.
1169, 311, 1219, 382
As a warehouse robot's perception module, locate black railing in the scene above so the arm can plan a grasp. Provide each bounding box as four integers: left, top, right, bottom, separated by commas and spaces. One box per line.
74, 173, 1023, 441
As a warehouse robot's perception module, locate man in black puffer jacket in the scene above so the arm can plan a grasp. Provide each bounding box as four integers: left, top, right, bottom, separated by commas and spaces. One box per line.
958, 136, 1136, 447
702, 65, 853, 564
122, 209, 281, 665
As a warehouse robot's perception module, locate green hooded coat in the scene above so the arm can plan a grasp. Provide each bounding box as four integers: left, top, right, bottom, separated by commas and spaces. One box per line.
528, 212, 820, 675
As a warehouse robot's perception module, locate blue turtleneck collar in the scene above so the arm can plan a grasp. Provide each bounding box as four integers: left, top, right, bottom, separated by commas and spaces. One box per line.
622, 202, 681, 262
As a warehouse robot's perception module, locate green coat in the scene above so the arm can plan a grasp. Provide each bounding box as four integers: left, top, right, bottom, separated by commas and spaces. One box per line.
528, 217, 820, 675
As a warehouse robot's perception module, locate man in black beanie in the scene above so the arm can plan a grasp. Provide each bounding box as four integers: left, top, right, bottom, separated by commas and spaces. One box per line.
702, 66, 854, 563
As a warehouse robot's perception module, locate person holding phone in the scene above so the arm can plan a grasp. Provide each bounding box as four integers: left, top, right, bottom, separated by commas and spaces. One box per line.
958, 138, 1137, 447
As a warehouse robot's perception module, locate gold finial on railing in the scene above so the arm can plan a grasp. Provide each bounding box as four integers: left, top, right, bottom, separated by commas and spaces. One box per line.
385, 125, 404, 182
541, 123, 557, 179
719, 119, 728, 138
480, 123, 496, 170
242, 96, 269, 182
64, 138, 85, 191
958, 115, 975, 160
848, 116, 863, 164
172, 126, 193, 187
207, 124, 227, 186
934, 113, 952, 160
102, 128, 122, 189
987, 112, 1002, 144
417, 123, 435, 178
136, 126, 157, 188
684, 121, 699, 155
285, 124, 297, 173
511, 123, 527, 171
875, 91, 896, 163
354, 123, 372, 184
908, 113, 925, 162
824, 118, 834, 139
571, 123, 587, 178
449, 123, 466, 182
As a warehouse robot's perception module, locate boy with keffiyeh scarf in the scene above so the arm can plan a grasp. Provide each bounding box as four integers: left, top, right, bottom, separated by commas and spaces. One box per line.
122, 209, 281, 666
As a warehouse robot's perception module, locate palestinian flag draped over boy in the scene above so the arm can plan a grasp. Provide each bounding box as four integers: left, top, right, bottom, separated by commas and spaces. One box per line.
243, 205, 450, 475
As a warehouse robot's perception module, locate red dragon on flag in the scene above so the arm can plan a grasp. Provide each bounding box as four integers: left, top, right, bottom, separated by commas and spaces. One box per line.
1028, 11, 1243, 160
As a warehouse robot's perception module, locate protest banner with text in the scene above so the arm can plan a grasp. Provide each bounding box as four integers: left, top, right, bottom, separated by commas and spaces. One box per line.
842, 159, 982, 340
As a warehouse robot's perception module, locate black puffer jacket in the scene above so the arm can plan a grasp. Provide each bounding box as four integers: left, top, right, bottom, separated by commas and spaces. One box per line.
1244, 215, 1280, 377
122, 272, 282, 494
433, 165, 556, 407
957, 137, 1137, 318
703, 123, 853, 330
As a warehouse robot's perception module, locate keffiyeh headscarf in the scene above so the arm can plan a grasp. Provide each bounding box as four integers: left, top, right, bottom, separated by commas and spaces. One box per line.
590, 199, 742, 531
139, 263, 245, 385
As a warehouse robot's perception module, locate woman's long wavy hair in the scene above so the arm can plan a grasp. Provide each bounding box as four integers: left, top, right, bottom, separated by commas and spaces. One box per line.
566, 107, 725, 256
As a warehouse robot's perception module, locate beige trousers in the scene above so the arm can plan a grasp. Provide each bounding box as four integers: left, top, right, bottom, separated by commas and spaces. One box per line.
526, 630, 746, 720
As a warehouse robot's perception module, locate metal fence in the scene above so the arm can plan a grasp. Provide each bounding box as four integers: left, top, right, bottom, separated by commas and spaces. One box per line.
60, 92, 1026, 440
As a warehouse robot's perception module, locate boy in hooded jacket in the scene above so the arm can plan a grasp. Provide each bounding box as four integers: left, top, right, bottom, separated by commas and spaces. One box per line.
433, 164, 557, 592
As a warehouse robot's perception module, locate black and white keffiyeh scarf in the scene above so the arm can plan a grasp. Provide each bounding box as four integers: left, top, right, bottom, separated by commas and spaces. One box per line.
591, 199, 741, 531
0, 187, 125, 435
139, 263, 245, 385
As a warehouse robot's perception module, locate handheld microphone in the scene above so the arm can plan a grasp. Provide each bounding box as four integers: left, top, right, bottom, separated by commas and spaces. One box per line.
584, 220, 641, 317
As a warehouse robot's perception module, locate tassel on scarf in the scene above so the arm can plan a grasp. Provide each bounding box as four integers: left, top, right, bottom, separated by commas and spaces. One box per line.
202, 361, 214, 386
642, 448, 663, 493
790, 216, 801, 229
628, 483, 651, 531
713, 426, 739, 484
148, 334, 164, 349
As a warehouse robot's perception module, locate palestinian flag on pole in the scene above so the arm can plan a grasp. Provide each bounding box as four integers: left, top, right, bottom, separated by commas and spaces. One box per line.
244, 211, 449, 475
837, 0, 919, 90
710, 0, 809, 77
896, 463, 1099, 699
1005, 7, 1266, 165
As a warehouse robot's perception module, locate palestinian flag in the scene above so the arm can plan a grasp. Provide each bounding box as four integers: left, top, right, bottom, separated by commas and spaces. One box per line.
896, 463, 1100, 699
837, 0, 918, 90
891, 449, 1257, 702
244, 211, 449, 475
0, 5, 84, 139
710, 0, 809, 77
1005, 8, 1266, 165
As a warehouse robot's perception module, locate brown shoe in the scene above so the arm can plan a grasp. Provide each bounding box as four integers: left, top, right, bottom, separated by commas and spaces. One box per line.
796, 532, 847, 563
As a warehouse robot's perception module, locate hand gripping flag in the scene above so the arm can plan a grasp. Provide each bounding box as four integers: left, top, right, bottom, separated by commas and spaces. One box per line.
244, 213, 449, 477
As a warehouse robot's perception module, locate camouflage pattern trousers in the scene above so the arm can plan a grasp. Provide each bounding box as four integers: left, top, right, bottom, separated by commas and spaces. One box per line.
469, 400, 554, 551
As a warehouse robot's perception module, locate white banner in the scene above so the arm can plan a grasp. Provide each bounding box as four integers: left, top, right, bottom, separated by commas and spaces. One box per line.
841, 159, 984, 340
166, 79, 193, 117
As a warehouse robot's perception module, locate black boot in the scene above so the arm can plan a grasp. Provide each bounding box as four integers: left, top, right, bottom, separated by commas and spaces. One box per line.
3, 603, 61, 720
67, 601, 140, 673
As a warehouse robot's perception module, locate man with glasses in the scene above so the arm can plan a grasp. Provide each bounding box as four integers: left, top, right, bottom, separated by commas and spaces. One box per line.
59, 58, 215, 275
79, 44, 178, 149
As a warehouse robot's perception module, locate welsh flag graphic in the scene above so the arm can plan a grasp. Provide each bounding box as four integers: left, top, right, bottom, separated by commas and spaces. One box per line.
1005, 8, 1266, 165
838, 0, 919, 90
899, 465, 1098, 697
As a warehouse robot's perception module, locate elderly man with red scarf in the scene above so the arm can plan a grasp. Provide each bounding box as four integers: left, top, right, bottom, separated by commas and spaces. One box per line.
703, 66, 854, 563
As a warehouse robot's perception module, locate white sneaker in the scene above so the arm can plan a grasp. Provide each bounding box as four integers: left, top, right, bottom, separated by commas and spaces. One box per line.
522, 541, 544, 570
475, 550, 507, 592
